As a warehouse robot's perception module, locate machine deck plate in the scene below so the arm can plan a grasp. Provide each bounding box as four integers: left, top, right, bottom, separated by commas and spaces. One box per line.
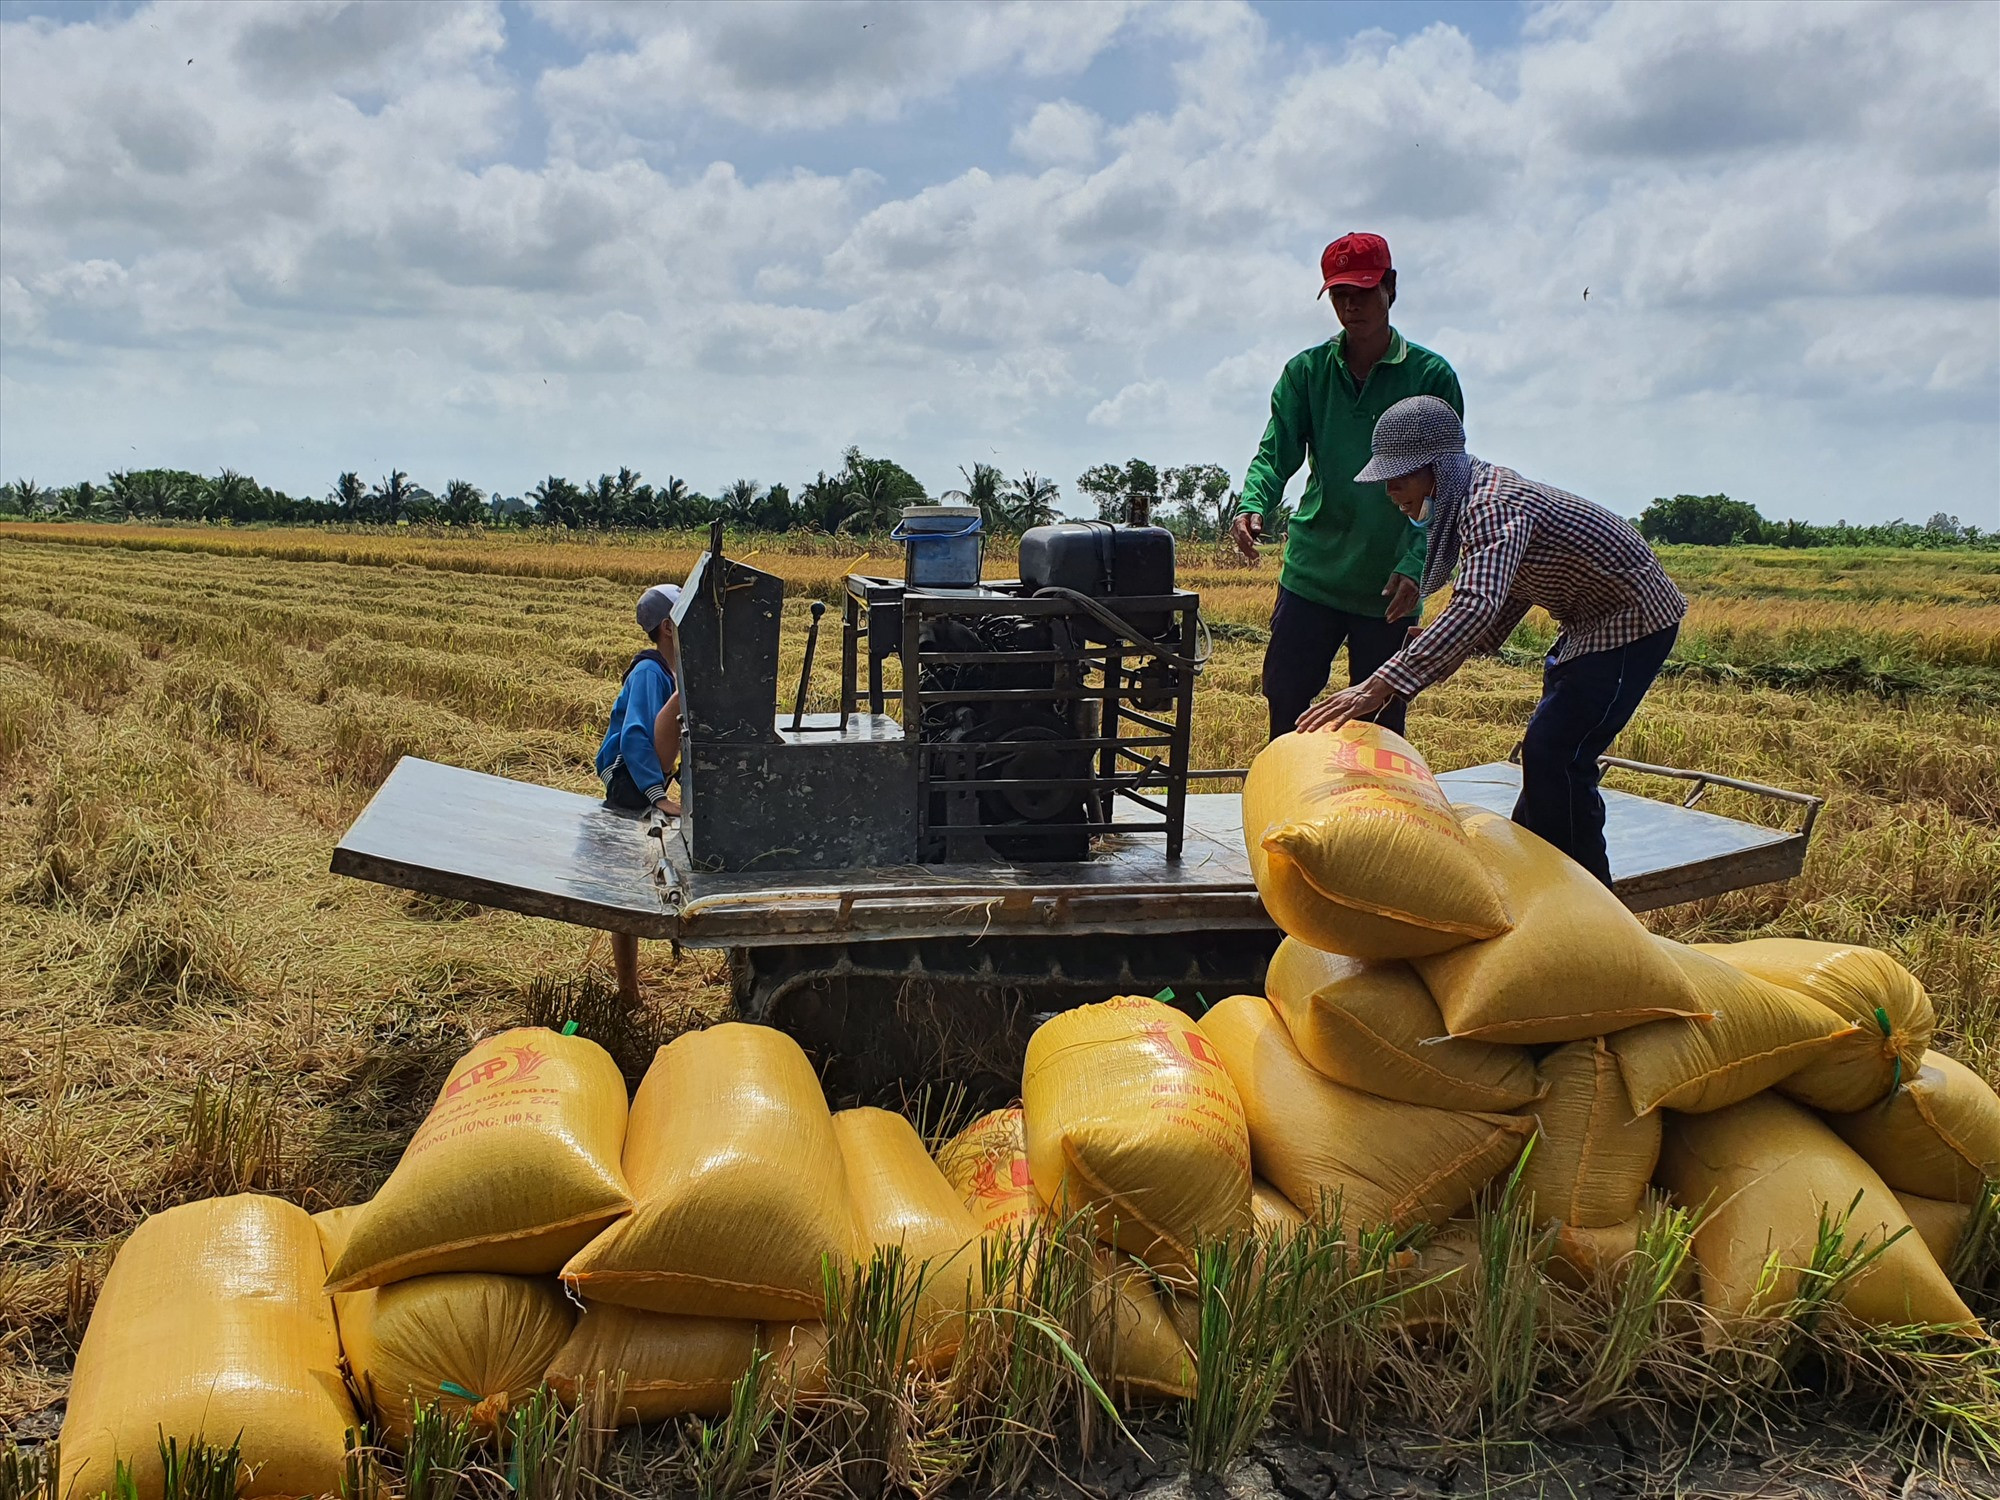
333, 756, 1809, 944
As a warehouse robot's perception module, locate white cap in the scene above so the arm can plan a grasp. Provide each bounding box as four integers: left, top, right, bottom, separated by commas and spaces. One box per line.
636, 583, 682, 634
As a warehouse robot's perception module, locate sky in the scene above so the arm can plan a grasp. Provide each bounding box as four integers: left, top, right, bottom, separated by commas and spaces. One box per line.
1, 0, 1995, 525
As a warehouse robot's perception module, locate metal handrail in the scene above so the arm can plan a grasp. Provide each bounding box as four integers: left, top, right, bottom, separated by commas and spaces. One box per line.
1507, 743, 1824, 841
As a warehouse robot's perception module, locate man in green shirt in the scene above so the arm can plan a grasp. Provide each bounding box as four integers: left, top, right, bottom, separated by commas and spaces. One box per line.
1232, 232, 1464, 739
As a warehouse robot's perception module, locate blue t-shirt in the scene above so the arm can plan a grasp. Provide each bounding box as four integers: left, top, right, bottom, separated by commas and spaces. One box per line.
594, 654, 676, 804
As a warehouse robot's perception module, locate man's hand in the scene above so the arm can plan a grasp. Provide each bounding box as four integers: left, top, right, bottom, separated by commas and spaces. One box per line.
656, 793, 682, 817
1382, 571, 1418, 623
1296, 676, 1395, 734
1230, 510, 1264, 562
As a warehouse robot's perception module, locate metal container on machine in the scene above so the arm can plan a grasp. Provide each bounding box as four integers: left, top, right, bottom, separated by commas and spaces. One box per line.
892, 504, 984, 589
1018, 521, 1177, 638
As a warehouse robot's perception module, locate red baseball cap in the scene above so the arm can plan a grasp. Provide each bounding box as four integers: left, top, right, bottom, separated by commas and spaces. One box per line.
1319, 232, 1391, 294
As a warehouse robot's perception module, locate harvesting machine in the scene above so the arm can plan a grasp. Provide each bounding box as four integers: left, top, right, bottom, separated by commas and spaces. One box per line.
331, 520, 1823, 1105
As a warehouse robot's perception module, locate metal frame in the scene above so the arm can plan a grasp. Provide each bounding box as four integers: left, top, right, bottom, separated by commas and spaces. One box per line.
841, 576, 1199, 860
1506, 743, 1825, 842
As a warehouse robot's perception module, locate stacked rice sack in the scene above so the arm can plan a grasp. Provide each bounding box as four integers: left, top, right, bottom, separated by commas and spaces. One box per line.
60, 1021, 989, 1460
1002, 994, 1258, 1397
1236, 725, 1997, 1333
545, 1021, 978, 1417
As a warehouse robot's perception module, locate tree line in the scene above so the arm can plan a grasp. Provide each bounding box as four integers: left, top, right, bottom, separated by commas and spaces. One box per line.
0, 448, 1261, 540
1635, 493, 1991, 549
1, 462, 1985, 550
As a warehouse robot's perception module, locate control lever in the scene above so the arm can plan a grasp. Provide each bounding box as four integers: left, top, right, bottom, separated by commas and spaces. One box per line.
791, 600, 827, 732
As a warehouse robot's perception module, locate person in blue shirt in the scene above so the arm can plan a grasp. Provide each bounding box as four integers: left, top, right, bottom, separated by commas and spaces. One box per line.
596, 583, 683, 815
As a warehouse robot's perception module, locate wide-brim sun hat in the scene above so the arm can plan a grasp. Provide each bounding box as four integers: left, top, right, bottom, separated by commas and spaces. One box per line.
1354, 395, 1466, 483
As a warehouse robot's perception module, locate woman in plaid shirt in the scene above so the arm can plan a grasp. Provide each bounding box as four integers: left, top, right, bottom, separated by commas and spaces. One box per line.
1299, 396, 1685, 886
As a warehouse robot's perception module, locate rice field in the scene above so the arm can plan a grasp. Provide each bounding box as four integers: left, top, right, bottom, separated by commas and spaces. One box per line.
2, 524, 1997, 1488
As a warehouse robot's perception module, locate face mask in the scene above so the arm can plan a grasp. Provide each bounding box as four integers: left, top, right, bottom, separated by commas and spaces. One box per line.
1417, 497, 1433, 523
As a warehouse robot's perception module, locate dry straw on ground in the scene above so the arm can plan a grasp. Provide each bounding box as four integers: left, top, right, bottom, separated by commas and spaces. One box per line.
1, 526, 1996, 1485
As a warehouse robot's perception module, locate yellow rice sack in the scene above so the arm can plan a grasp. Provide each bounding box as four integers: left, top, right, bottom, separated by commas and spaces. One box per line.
1023, 997, 1251, 1280
1199, 994, 1533, 1231
1243, 726, 1511, 960
1266, 937, 1539, 1111
564, 1023, 853, 1320
1694, 939, 1934, 1113
543, 1306, 767, 1425
1390, 1228, 1481, 1333
1657, 1093, 1975, 1331
62, 1194, 357, 1499
1829, 1050, 2000, 1203
1090, 1252, 1197, 1401
1415, 812, 1705, 1044
937, 1107, 1043, 1240
1516, 1039, 1660, 1229
1894, 1193, 1974, 1270
1251, 1178, 1306, 1241
1610, 940, 1860, 1115
1548, 1215, 1646, 1290
315, 1206, 572, 1446
835, 1106, 983, 1364
326, 1028, 632, 1292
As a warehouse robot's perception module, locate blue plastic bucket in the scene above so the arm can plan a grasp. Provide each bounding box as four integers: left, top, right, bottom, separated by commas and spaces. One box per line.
892, 504, 984, 588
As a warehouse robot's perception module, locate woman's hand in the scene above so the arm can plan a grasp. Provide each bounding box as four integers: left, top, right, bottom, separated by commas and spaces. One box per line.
1296, 677, 1395, 734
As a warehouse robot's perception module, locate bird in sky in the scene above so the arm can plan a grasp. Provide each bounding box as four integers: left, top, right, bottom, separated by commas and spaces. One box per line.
1582, 287, 1590, 301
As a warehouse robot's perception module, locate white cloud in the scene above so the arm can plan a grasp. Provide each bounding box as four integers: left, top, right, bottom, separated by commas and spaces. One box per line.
531, 0, 1134, 139
1087, 379, 1170, 428
1011, 101, 1104, 168
0, 0, 1993, 523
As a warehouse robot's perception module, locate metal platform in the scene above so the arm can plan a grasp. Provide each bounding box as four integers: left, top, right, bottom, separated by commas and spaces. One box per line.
331, 753, 1819, 941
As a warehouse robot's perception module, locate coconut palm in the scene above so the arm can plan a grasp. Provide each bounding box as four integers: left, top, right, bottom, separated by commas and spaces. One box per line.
1004, 470, 1060, 530
721, 478, 766, 526
835, 448, 926, 534
943, 462, 1008, 531
441, 479, 486, 526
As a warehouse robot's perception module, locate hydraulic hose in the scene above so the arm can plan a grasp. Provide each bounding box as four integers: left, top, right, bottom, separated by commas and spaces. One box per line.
1028, 586, 1212, 674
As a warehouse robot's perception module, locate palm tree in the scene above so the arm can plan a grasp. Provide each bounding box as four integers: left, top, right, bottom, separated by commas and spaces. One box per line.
211, 470, 257, 522
441, 479, 486, 526
721, 478, 766, 526
1004, 471, 1060, 530
530, 475, 584, 528
368, 470, 421, 523
834, 447, 926, 534
798, 471, 852, 533
653, 475, 691, 528
331, 471, 367, 519
944, 463, 1008, 531
838, 465, 908, 534
9, 477, 48, 516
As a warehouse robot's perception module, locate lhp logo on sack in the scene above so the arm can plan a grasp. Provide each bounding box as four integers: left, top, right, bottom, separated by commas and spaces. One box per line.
969, 1153, 1034, 1204
1136, 1018, 1226, 1074
446, 1043, 551, 1098
406, 1039, 566, 1162
1308, 730, 1458, 821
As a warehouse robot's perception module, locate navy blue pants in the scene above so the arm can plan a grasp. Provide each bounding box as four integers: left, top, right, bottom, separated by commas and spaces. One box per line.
1261, 585, 1417, 741
1514, 624, 1679, 887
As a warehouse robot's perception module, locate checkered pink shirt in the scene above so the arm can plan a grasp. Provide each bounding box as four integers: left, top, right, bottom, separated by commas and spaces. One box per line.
1373, 459, 1686, 699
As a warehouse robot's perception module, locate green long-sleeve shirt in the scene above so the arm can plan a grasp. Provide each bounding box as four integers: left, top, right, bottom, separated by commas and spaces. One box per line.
1238, 329, 1465, 615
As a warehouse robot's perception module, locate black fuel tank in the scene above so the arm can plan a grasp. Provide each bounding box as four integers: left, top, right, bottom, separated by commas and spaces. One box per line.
1018, 521, 1175, 604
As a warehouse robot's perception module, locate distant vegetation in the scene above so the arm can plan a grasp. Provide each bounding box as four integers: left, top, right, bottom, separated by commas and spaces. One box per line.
1, 462, 1987, 549
1637, 492, 1992, 549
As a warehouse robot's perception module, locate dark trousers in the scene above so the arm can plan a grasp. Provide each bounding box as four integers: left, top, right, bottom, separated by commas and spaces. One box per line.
1513, 624, 1679, 887
1261, 584, 1416, 740
604, 762, 650, 813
